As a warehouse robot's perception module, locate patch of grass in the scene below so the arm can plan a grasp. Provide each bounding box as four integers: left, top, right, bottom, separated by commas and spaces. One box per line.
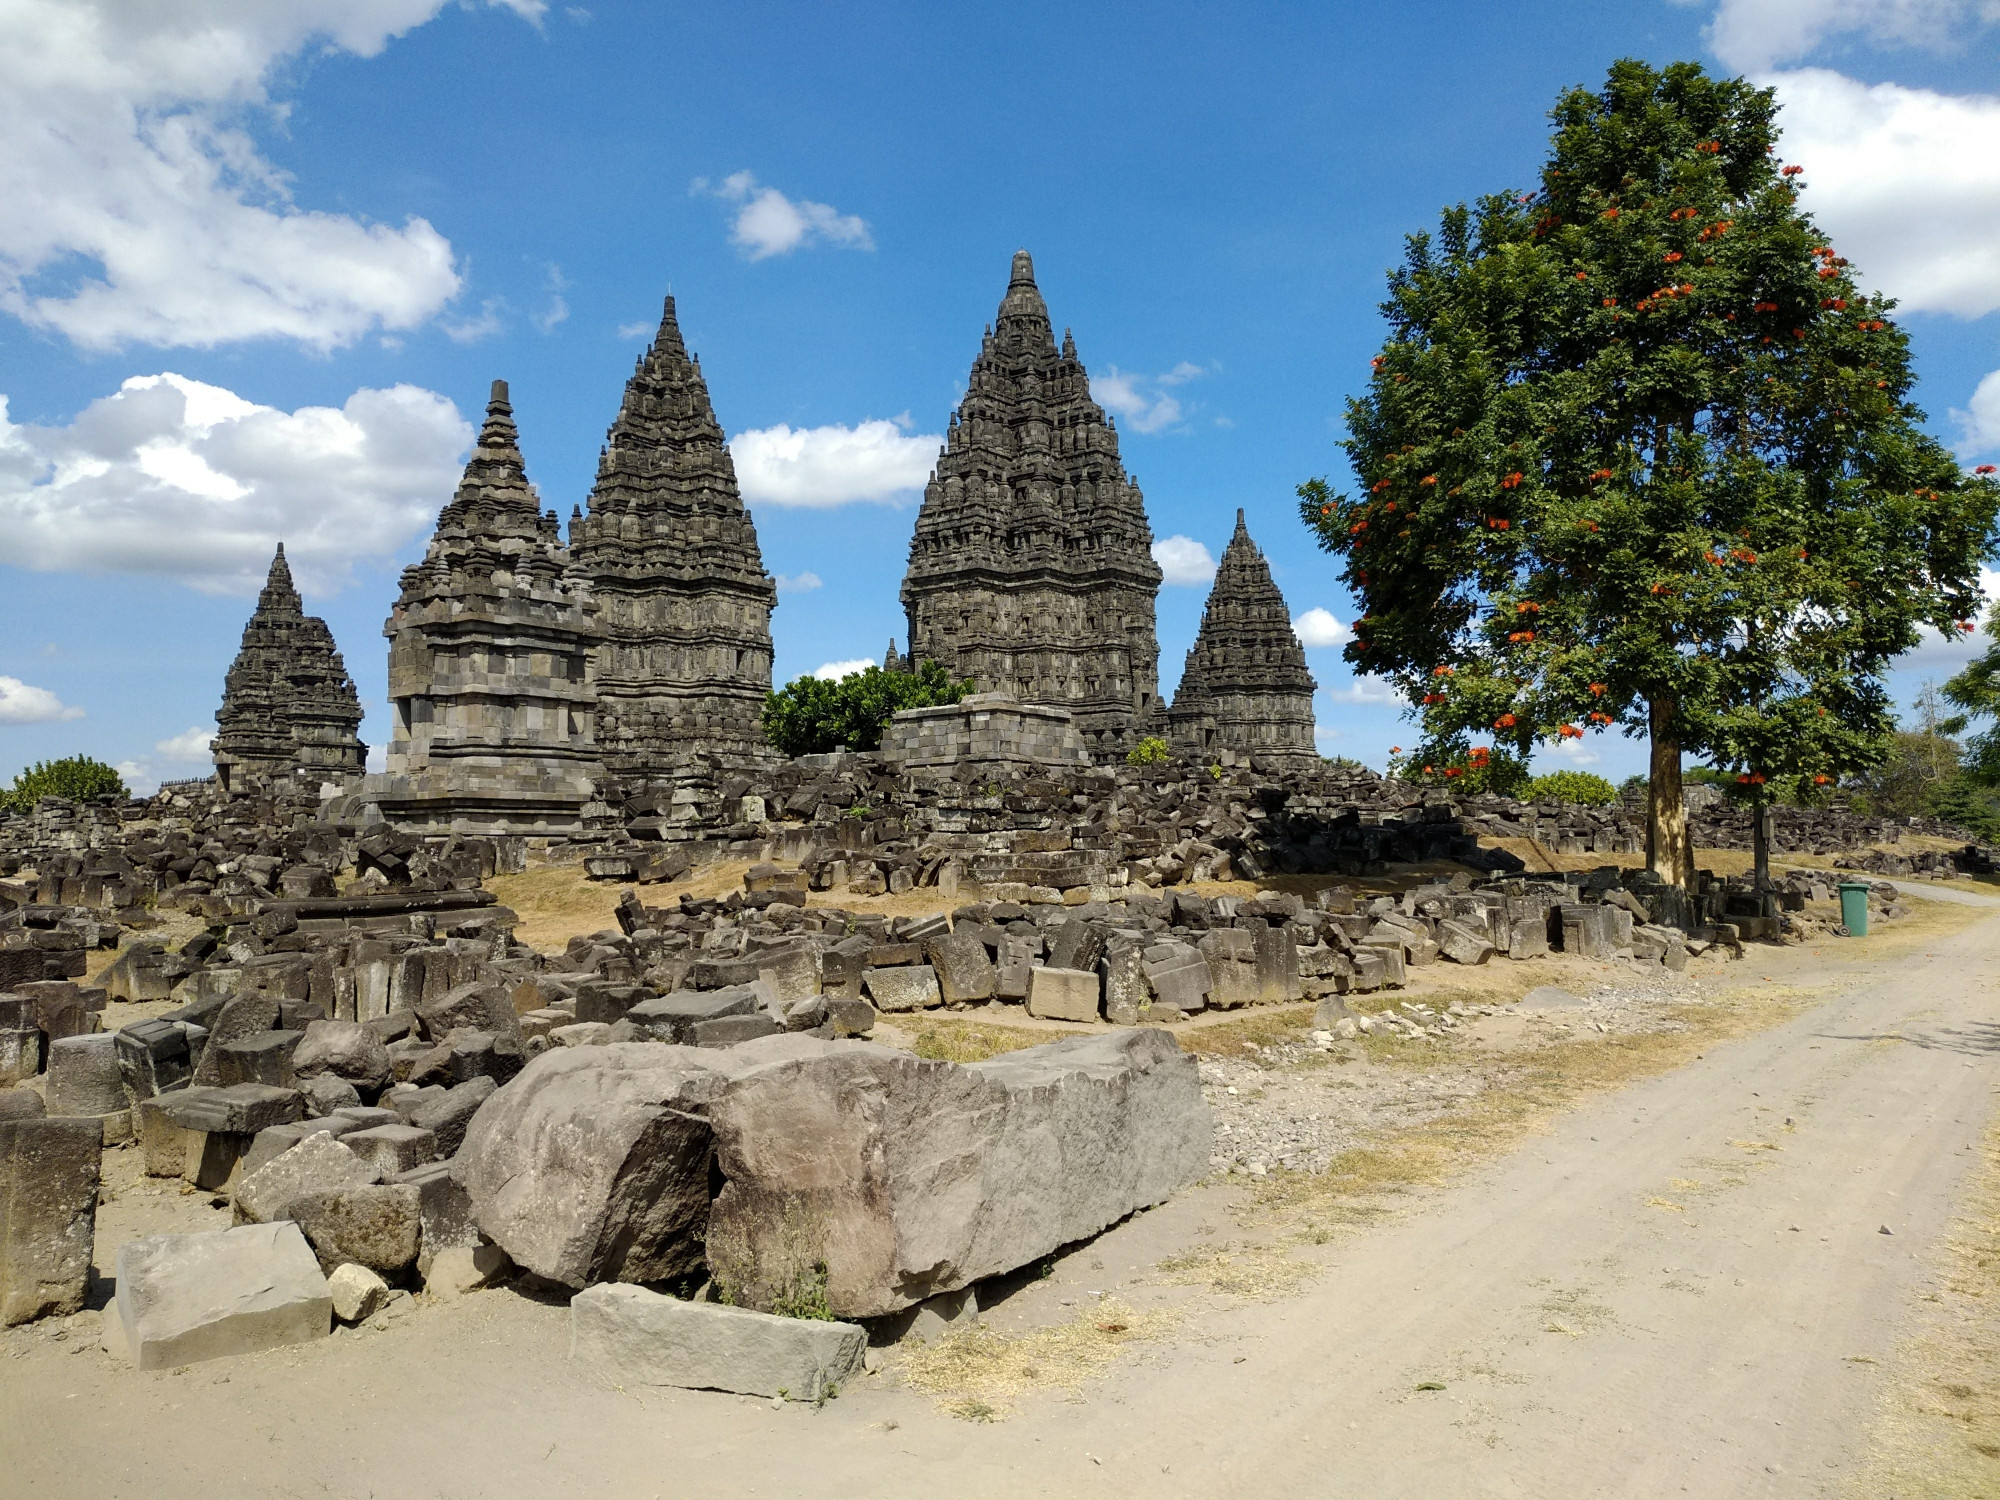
488, 864, 627, 954
1154, 1241, 1318, 1299
903, 1018, 1052, 1064
1849, 1111, 2000, 1497
1176, 1005, 1315, 1058
894, 1299, 1177, 1420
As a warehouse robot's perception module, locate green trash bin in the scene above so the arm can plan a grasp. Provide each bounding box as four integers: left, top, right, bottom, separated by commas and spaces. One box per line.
1837, 882, 1871, 937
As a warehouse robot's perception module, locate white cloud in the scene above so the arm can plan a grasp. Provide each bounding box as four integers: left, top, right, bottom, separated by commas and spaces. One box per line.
0, 372, 471, 595
731, 420, 938, 507
1291, 607, 1350, 648
154, 725, 214, 760
115, 759, 156, 796
615, 319, 654, 340
533, 263, 569, 333
1959, 371, 2000, 454
0, 1, 534, 351
775, 571, 822, 595
1152, 536, 1217, 587
0, 676, 84, 724
366, 744, 387, 773
1544, 737, 1603, 767
694, 172, 873, 261
1768, 69, 2000, 318
1092, 362, 1212, 435
813, 659, 875, 682
1706, 0, 1997, 70
1320, 675, 1406, 706
442, 297, 506, 344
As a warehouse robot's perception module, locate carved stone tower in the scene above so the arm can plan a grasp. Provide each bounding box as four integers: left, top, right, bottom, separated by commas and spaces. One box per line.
211, 544, 366, 794
899, 251, 1163, 758
568, 296, 777, 775
369, 380, 604, 833
1168, 510, 1318, 764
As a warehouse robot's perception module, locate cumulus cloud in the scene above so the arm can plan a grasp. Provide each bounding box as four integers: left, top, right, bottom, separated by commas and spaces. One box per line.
1151, 536, 1217, 587
115, 759, 156, 796
0, 675, 84, 724
1706, 0, 1997, 71
731, 420, 938, 507
0, 372, 471, 595
1544, 737, 1604, 767
813, 658, 875, 681
775, 571, 823, 595
1291, 608, 1350, 648
1957, 370, 2000, 454
1092, 361, 1210, 435
694, 172, 873, 261
154, 725, 214, 760
1768, 70, 2000, 318
1320, 675, 1405, 706
0, 1, 535, 350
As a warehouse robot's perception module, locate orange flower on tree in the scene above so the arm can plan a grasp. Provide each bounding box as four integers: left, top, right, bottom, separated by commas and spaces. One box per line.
1494, 713, 1516, 729
1500, 472, 1525, 489
1556, 724, 1582, 739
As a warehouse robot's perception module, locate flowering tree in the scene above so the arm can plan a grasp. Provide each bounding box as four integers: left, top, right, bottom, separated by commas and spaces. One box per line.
1300, 59, 1998, 887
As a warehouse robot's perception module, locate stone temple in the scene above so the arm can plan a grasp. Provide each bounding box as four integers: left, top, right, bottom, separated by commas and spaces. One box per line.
1167, 510, 1318, 765
569, 297, 778, 778
210, 544, 366, 794
900, 251, 1163, 759
366, 380, 606, 833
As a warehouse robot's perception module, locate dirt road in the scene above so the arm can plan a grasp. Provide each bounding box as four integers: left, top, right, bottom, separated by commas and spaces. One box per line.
8, 906, 1997, 1499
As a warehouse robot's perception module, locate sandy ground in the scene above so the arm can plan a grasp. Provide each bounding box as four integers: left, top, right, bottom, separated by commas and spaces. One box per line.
7, 890, 1996, 1497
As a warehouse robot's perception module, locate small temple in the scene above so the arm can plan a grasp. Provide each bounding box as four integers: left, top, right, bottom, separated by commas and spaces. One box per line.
1167, 510, 1318, 765
210, 544, 366, 794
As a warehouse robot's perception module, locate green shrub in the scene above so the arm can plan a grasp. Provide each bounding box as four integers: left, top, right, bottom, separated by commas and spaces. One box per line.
761, 661, 974, 757
1524, 770, 1618, 806
1126, 736, 1170, 766
1386, 745, 1531, 798
1, 756, 128, 814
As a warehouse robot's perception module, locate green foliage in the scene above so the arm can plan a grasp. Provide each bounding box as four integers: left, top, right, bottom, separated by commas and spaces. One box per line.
1619, 773, 1649, 797
1922, 774, 2000, 843
761, 661, 974, 757
1387, 743, 1532, 797
1299, 59, 1999, 843
1126, 736, 1171, 765
1942, 602, 2000, 783
1846, 728, 1962, 819
1524, 770, 1619, 805
1, 756, 128, 814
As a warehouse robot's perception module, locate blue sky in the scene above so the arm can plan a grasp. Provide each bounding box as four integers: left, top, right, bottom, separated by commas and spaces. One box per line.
3, 0, 1998, 790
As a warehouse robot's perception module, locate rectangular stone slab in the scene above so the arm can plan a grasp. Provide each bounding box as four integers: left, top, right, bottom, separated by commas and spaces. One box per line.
569, 1283, 864, 1401
0, 1118, 100, 1325
116, 1221, 331, 1370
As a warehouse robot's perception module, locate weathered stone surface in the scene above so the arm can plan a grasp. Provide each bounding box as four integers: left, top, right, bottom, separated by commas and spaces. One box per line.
392, 1159, 480, 1275
422, 1242, 511, 1299
0, 1023, 41, 1087
290, 1020, 393, 1092
1167, 511, 1317, 765
289, 1184, 422, 1275
1025, 966, 1100, 1022
924, 930, 996, 1005
189, 993, 281, 1087
211, 544, 366, 794
1143, 946, 1210, 1014
570, 299, 776, 772
570, 1283, 864, 1401
415, 981, 520, 1045
45, 1032, 125, 1117
900, 251, 1162, 760
689, 1013, 782, 1048
327, 1262, 391, 1323
340, 1123, 436, 1175
0, 1087, 45, 1120
115, 1019, 194, 1100
1100, 943, 1153, 1025
233, 1132, 381, 1226
862, 965, 940, 1013
618, 989, 756, 1044
0, 1118, 100, 1325
453, 1043, 738, 1288
706, 1030, 1209, 1318
1436, 919, 1496, 965
406, 1075, 496, 1158
116, 1221, 331, 1369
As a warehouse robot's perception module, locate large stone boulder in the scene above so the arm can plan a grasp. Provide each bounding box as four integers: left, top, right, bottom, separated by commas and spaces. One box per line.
705, 1029, 1210, 1319
290, 1020, 393, 1093
570, 1283, 864, 1401
115, 1222, 331, 1369
233, 1131, 381, 1226
453, 1043, 743, 1288
0, 1117, 100, 1325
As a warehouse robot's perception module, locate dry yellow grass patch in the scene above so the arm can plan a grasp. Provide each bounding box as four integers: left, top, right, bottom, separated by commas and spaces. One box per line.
1850, 1113, 2000, 1498
893, 1299, 1178, 1420
896, 1016, 1054, 1064
1155, 1240, 1318, 1299
487, 864, 627, 953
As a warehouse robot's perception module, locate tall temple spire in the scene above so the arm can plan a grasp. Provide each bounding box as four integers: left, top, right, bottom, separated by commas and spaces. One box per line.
1167, 512, 1317, 766
899, 249, 1163, 757
568, 286, 776, 775
212, 542, 365, 794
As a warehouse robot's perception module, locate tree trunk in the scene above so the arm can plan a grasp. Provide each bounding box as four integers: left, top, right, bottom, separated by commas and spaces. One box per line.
1647, 696, 1693, 889
1752, 793, 1772, 890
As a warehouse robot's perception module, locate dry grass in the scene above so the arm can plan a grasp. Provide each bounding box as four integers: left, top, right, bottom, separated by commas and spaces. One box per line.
896, 1016, 1055, 1064
487, 865, 627, 953
893, 1299, 1178, 1420
1175, 1004, 1319, 1058
1850, 1113, 2000, 1498
1155, 1240, 1319, 1299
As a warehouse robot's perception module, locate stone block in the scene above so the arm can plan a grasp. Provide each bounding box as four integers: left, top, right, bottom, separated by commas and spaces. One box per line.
619, 989, 757, 1045
327, 1262, 392, 1324
1045, 921, 1105, 975
405, 1075, 496, 1158
340, 1123, 437, 1175
706, 1031, 1209, 1319
1143, 947, 1210, 1014
189, 993, 281, 1087
1100, 943, 1153, 1026
214, 1029, 303, 1089
45, 1032, 126, 1116
423, 1243, 511, 1299
114, 1019, 194, 1100
1197, 930, 1258, 1009
1435, 919, 1495, 965
1251, 924, 1300, 1003
233, 1131, 381, 1225
862, 965, 940, 1013
115, 1222, 330, 1370
826, 997, 876, 1038
0, 1117, 99, 1325
570, 1283, 865, 1401
239, 1116, 363, 1178
1026, 966, 1100, 1023
923, 931, 996, 1006
1559, 904, 1618, 960
414, 980, 519, 1045
289, 1184, 422, 1275
290, 1020, 393, 1093
0, 1023, 40, 1087
690, 1014, 783, 1049
1507, 915, 1551, 961
393, 1160, 479, 1275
